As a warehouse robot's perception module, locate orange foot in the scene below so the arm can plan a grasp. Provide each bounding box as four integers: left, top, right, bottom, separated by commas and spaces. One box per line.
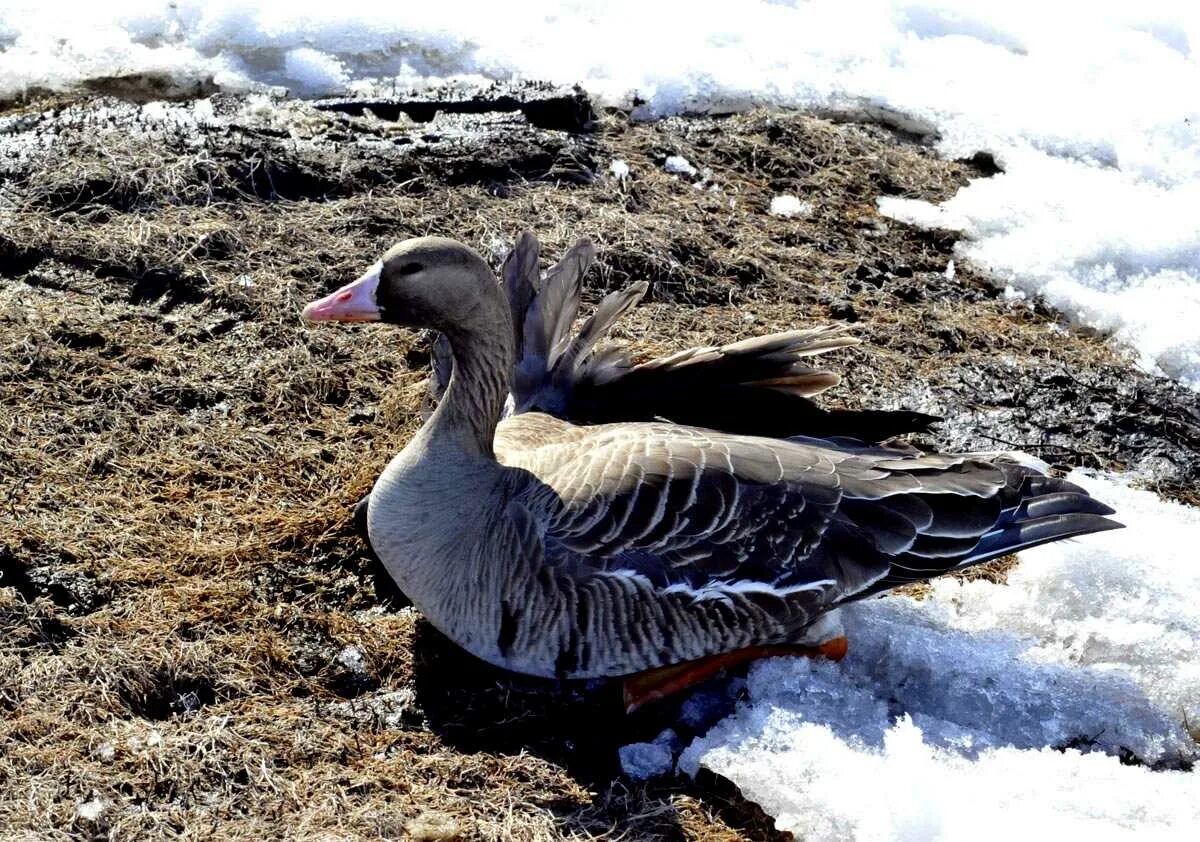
622, 636, 848, 714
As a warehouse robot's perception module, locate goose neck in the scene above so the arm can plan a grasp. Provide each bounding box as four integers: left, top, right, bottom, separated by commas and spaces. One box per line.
422, 309, 514, 459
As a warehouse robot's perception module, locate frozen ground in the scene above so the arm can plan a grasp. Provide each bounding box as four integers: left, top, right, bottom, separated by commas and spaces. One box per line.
679, 472, 1200, 840
1, 1, 1199, 386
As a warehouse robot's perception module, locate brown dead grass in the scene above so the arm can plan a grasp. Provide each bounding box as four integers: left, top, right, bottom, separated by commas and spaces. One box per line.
0, 97, 1187, 840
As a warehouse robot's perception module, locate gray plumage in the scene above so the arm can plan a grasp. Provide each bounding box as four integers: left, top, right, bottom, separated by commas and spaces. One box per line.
342, 238, 1122, 681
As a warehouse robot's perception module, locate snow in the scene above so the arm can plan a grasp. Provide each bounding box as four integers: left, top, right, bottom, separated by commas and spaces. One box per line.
619, 729, 680, 780
75, 797, 108, 822
680, 472, 1200, 839
2, 1, 1198, 384
685, 714, 1198, 842
663, 155, 697, 177
282, 47, 349, 92
335, 645, 366, 673
879, 160, 1200, 388
925, 472, 1200, 724
768, 194, 813, 218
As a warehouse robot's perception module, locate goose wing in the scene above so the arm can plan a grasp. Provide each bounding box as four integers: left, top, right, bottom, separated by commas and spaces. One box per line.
507, 235, 938, 438
495, 416, 1119, 675
558, 325, 942, 439
504, 418, 1009, 600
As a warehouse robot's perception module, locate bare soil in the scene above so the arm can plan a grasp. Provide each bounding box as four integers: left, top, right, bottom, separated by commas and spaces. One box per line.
1, 86, 1197, 840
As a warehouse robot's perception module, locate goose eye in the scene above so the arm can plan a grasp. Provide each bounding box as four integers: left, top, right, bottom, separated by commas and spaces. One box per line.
397, 262, 423, 276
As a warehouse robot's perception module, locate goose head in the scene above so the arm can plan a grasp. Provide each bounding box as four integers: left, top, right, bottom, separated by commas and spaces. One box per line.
302, 236, 501, 337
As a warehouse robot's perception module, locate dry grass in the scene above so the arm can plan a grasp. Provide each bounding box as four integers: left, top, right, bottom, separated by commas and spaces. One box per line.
2, 94, 1197, 840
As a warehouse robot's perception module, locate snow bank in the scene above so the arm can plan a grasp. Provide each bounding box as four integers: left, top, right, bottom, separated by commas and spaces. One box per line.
879, 157, 1200, 389
684, 712, 1198, 842
681, 472, 1200, 839
2, 1, 1198, 384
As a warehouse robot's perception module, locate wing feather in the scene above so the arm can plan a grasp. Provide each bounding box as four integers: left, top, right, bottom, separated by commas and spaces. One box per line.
498, 415, 1119, 622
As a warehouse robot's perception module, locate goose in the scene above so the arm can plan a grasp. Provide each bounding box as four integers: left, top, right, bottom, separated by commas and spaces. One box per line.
305, 236, 1121, 711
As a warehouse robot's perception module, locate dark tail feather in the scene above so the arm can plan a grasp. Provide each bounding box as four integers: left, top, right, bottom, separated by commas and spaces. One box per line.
962, 512, 1123, 567
569, 327, 853, 419
527, 238, 595, 369
502, 231, 541, 357
1001, 491, 1116, 523
982, 466, 1118, 551
512, 238, 595, 404
568, 378, 941, 440
846, 458, 1122, 602
541, 282, 649, 408
567, 326, 938, 439
560, 328, 939, 440
808, 408, 942, 442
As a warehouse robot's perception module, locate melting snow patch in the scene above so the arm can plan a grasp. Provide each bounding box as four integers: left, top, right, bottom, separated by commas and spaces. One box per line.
684, 713, 1198, 842
282, 47, 350, 94
682, 472, 1200, 839
924, 472, 1200, 724
879, 158, 1200, 388
663, 155, 697, 177
768, 194, 813, 218
619, 729, 681, 780
878, 196, 968, 232
335, 645, 366, 673
75, 797, 108, 822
